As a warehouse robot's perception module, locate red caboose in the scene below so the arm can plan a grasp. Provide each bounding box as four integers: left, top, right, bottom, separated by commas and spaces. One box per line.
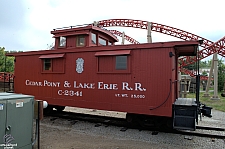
7, 23, 209, 130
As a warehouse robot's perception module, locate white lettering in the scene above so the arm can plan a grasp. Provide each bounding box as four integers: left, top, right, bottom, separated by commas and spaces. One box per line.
25, 80, 42, 86
98, 82, 118, 90
44, 80, 48, 86
98, 82, 104, 89
122, 82, 132, 90
103, 84, 108, 89
121, 94, 128, 97
113, 84, 118, 90
135, 83, 146, 91
131, 94, 145, 98
90, 83, 95, 89
115, 94, 120, 97
58, 90, 62, 95
84, 83, 89, 88
25, 80, 147, 96
44, 80, 60, 87
74, 81, 95, 89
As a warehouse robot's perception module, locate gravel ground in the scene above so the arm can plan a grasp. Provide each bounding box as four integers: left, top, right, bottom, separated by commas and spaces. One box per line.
33, 107, 225, 149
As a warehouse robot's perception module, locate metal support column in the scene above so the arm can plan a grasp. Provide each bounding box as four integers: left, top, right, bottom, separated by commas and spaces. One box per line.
121, 32, 125, 45
147, 22, 152, 43
203, 55, 214, 97
211, 53, 220, 100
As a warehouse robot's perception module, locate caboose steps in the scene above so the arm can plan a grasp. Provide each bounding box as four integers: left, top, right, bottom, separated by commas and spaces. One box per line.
173, 98, 197, 131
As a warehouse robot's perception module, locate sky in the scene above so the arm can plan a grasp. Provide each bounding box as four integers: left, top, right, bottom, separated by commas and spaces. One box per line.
0, 0, 224, 62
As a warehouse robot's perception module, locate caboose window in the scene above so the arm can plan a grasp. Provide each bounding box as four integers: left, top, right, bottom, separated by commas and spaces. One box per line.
95, 50, 130, 73
99, 37, 106, 46
116, 56, 127, 70
76, 35, 85, 47
91, 33, 97, 44
44, 59, 51, 70
59, 36, 66, 47
39, 54, 65, 73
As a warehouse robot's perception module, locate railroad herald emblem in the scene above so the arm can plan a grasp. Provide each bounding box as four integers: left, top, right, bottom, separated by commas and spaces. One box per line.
3, 134, 15, 144
76, 58, 84, 73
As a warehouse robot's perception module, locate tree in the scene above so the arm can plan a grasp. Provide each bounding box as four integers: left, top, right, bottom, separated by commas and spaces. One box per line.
0, 47, 15, 72
218, 59, 225, 92
0, 47, 5, 70
202, 70, 208, 76
183, 60, 210, 71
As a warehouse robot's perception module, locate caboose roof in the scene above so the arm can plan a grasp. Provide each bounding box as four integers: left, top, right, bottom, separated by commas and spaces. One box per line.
51, 24, 118, 42
6, 40, 200, 57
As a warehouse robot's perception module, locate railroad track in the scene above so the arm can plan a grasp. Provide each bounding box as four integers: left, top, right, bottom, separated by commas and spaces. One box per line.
174, 129, 225, 140
44, 110, 225, 139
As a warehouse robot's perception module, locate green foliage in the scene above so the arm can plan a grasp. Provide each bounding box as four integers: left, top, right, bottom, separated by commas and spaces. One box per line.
183, 60, 211, 70
218, 60, 225, 92
202, 70, 208, 76
0, 47, 15, 72
183, 63, 196, 70
0, 47, 5, 68
199, 61, 208, 68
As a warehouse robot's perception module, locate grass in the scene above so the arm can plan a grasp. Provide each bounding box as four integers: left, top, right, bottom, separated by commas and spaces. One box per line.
187, 89, 225, 112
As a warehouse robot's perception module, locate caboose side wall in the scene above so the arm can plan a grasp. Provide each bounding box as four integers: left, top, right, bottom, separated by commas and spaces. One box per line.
129, 47, 176, 115
13, 45, 176, 117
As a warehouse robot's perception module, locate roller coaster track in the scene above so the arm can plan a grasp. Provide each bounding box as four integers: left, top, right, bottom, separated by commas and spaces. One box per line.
0, 72, 14, 82
108, 30, 140, 44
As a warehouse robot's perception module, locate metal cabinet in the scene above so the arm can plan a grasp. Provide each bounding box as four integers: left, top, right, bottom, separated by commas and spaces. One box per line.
0, 93, 34, 149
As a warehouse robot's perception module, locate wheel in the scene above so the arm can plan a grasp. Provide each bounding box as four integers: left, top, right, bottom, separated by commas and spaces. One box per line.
43, 105, 53, 115
161, 118, 173, 131
126, 113, 139, 127
136, 115, 152, 128
126, 113, 135, 123
55, 106, 65, 112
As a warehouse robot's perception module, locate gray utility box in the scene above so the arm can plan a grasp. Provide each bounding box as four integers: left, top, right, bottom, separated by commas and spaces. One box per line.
0, 93, 34, 149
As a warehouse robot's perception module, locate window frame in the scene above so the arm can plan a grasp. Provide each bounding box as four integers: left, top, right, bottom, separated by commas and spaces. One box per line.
95, 50, 131, 74
58, 36, 66, 48
76, 35, 86, 47
91, 33, 97, 45
39, 54, 65, 74
98, 37, 107, 46
115, 55, 127, 70
43, 59, 52, 71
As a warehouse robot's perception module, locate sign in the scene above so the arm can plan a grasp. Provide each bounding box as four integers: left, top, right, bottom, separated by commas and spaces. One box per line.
76, 58, 84, 73
25, 80, 147, 98
0, 104, 3, 110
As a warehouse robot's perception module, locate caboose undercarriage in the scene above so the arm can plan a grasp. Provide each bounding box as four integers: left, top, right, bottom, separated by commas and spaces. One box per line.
43, 96, 212, 131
